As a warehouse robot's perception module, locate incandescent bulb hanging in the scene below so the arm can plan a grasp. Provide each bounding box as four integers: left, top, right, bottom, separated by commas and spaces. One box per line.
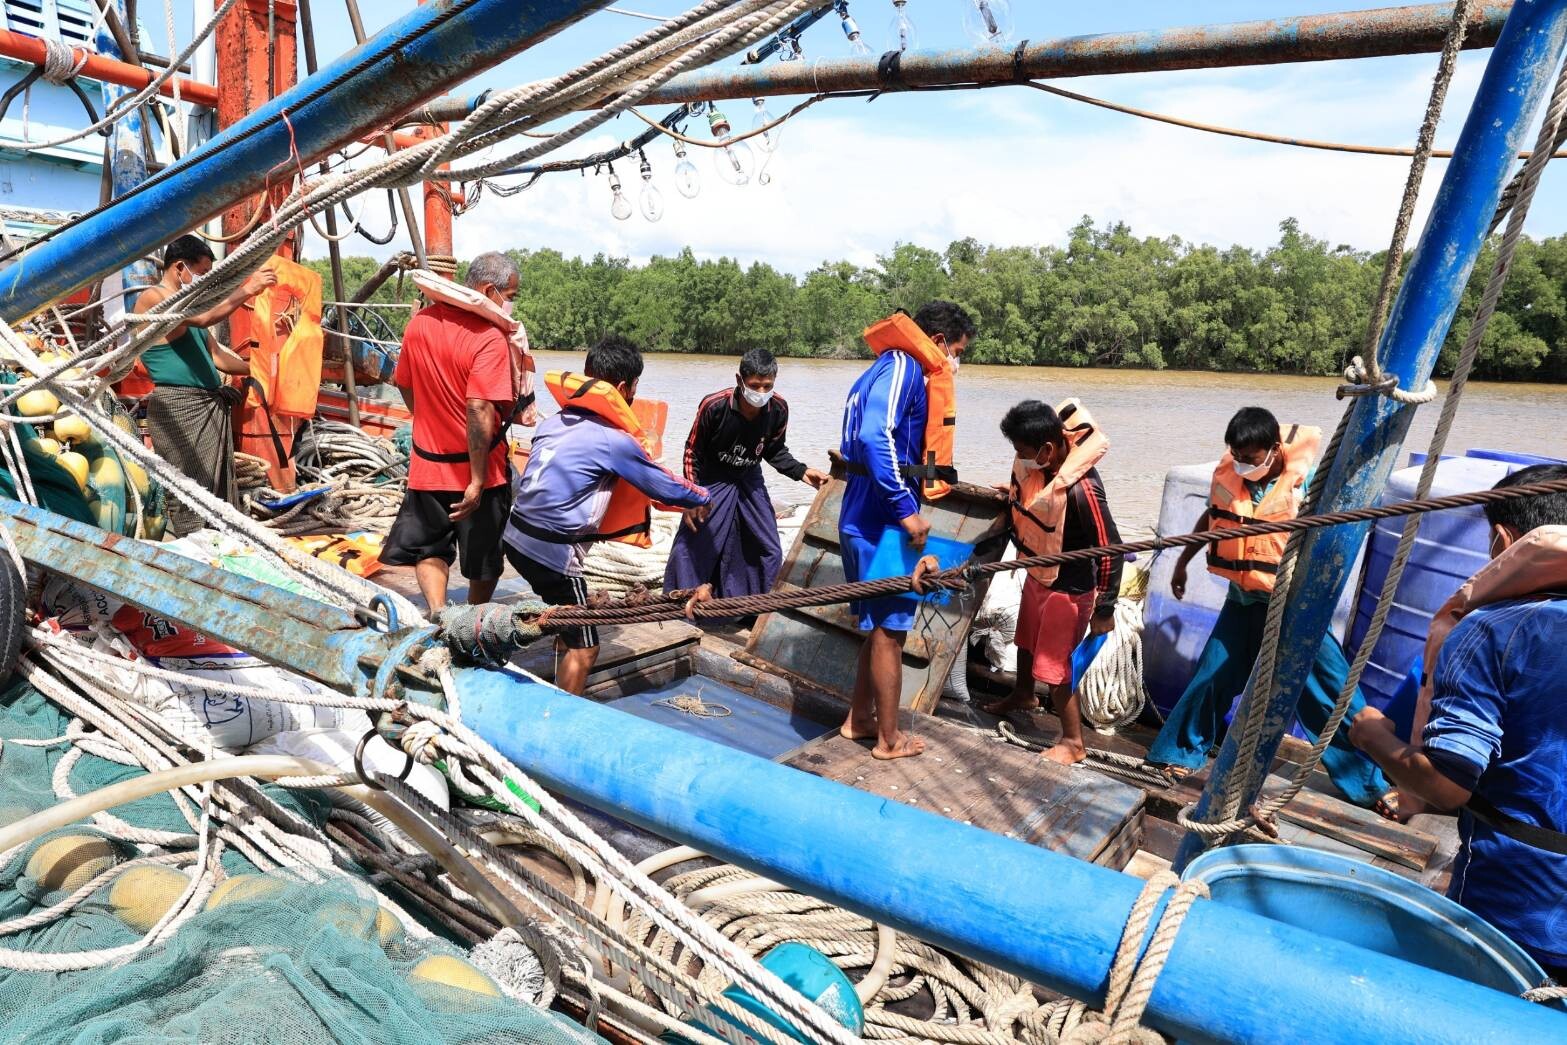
607, 167, 633, 221
751, 97, 780, 154
637, 153, 663, 222
962, 0, 1013, 47
672, 140, 701, 199
707, 108, 754, 187
886, 0, 916, 52
837, 1, 872, 57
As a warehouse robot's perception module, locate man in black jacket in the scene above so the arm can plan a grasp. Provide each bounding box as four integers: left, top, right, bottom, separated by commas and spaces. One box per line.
664, 348, 828, 598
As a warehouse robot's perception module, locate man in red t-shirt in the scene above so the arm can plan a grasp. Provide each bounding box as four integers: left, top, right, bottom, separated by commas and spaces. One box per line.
383, 253, 523, 610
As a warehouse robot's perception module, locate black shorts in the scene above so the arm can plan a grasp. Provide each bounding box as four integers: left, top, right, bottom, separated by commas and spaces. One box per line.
382, 485, 511, 581
506, 546, 598, 650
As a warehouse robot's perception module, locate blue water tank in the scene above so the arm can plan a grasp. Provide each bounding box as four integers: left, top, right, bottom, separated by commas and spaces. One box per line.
1347, 456, 1518, 717
1467, 447, 1567, 467
1143, 463, 1360, 719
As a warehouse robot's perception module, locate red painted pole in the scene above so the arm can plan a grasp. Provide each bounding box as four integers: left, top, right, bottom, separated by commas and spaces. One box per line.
0, 28, 219, 107
218, 0, 301, 490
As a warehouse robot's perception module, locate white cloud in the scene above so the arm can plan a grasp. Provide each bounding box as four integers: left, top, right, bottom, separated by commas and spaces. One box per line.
444, 52, 1564, 275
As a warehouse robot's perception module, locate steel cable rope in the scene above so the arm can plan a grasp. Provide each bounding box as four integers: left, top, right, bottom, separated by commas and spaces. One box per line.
500, 476, 1567, 632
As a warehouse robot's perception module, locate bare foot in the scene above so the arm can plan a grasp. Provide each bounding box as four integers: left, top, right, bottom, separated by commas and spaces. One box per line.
840, 719, 879, 742
871, 732, 926, 760
981, 691, 1041, 715
1042, 740, 1087, 767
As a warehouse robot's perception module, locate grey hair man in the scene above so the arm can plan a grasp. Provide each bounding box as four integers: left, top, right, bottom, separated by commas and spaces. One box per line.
381, 254, 524, 610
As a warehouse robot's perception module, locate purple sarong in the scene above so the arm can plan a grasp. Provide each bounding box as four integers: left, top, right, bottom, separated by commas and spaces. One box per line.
663, 468, 781, 597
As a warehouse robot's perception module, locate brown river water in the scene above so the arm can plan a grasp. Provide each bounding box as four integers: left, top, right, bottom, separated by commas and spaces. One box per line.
531, 350, 1567, 533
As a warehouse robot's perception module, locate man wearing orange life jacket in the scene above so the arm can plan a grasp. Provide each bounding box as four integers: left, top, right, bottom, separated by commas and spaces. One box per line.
1351, 464, 1567, 977
1147, 407, 1392, 812
503, 336, 710, 696
837, 301, 975, 762
981, 400, 1123, 766
382, 253, 526, 611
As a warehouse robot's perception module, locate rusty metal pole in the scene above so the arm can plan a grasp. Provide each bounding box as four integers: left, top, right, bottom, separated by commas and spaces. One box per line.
297, 0, 358, 428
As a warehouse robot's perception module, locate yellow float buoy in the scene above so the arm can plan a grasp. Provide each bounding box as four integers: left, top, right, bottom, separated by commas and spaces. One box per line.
15, 388, 59, 418
56, 450, 89, 492
23, 437, 60, 458
108, 865, 192, 931
408, 954, 502, 997
88, 455, 123, 491
26, 834, 121, 893
205, 874, 285, 910
52, 414, 92, 445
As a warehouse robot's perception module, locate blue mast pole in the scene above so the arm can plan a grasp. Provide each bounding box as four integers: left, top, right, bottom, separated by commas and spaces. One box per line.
0, 0, 610, 321
1174, 0, 1567, 870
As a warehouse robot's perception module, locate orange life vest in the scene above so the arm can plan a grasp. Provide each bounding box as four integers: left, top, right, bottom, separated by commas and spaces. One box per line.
285, 532, 386, 578
232, 255, 324, 419
862, 312, 957, 501
537, 370, 655, 548
1008, 399, 1110, 586
1206, 424, 1322, 593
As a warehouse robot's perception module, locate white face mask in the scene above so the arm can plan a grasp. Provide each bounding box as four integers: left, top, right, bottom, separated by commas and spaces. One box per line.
948, 354, 961, 374
1233, 449, 1276, 482
741, 386, 773, 409
1016, 452, 1046, 473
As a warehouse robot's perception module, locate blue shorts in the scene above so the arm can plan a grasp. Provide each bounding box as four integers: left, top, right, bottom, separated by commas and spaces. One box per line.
840, 528, 917, 633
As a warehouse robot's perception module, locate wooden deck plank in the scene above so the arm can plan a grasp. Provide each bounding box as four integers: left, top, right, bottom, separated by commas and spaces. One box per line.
783, 713, 1144, 869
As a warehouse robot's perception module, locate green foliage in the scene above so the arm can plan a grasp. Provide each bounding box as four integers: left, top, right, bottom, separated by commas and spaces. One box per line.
312, 217, 1567, 381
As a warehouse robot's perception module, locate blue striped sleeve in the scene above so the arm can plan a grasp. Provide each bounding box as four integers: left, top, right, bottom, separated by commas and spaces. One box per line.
853, 352, 921, 521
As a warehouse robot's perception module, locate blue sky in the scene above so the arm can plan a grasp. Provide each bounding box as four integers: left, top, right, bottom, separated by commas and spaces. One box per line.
282, 2, 1566, 274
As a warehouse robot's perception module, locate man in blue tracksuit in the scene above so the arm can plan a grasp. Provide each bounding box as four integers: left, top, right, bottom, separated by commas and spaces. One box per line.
837, 301, 976, 760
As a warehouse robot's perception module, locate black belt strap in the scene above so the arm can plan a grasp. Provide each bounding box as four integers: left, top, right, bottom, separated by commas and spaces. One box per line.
1467, 794, 1567, 856
1209, 505, 1249, 524
241, 377, 289, 464
509, 514, 650, 546
412, 392, 530, 463
1206, 550, 1280, 575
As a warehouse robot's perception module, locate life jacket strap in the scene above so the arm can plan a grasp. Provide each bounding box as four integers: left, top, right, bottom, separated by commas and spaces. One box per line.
839, 455, 958, 484
1206, 550, 1280, 575
1466, 794, 1567, 856
412, 426, 506, 463
1209, 505, 1250, 524
509, 514, 651, 545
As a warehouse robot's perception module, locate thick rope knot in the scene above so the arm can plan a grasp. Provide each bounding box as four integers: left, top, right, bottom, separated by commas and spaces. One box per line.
435, 601, 548, 664
1524, 984, 1567, 1004
40, 38, 89, 85
1095, 871, 1210, 1043
399, 720, 445, 766
1337, 355, 1438, 404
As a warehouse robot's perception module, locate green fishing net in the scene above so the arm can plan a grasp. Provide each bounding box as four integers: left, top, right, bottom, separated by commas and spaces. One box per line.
0, 680, 602, 1044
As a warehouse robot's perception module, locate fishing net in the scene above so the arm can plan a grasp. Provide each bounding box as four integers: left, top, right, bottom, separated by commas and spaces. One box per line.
0, 680, 603, 1044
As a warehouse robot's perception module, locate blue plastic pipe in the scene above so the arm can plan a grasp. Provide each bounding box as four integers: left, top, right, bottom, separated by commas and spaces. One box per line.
1175, 0, 1567, 871
460, 665, 1565, 1044
0, 0, 610, 320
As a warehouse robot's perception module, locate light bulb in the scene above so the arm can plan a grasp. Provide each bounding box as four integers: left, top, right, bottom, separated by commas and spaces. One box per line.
608, 169, 633, 221
707, 109, 754, 187
838, 1, 872, 57
887, 0, 916, 52
672, 140, 701, 199
637, 155, 663, 222
751, 97, 780, 154
962, 0, 1013, 47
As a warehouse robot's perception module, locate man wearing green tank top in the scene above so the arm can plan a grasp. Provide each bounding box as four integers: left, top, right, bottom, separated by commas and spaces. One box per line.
134, 236, 276, 536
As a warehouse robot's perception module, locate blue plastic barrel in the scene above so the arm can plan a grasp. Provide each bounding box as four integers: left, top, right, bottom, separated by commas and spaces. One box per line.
1347, 457, 1516, 715
669, 941, 866, 1044
1183, 845, 1550, 996
1467, 447, 1567, 467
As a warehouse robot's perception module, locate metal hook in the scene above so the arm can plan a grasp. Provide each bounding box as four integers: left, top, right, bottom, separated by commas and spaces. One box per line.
354, 727, 415, 792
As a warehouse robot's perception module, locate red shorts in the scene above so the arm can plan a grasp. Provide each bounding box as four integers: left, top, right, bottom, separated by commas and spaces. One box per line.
1014, 579, 1097, 686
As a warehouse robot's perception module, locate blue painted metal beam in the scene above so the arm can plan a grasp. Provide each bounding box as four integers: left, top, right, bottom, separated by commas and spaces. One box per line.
1175, 0, 1567, 871
625, 3, 1514, 105
0, 0, 611, 321
0, 497, 414, 698
460, 665, 1566, 1044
